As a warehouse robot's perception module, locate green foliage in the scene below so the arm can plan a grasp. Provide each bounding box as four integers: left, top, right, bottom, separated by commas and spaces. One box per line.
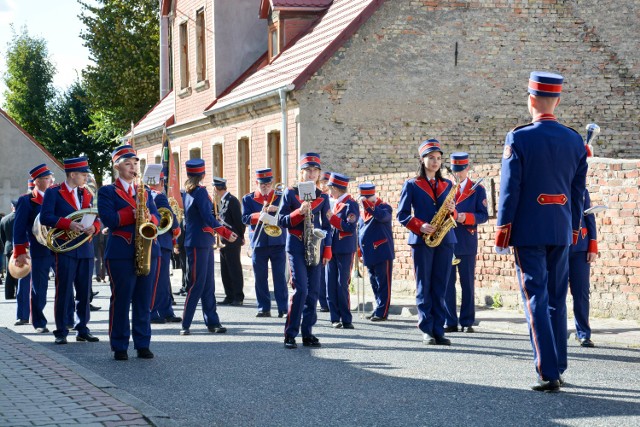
79, 0, 160, 129
2, 25, 56, 144
492, 292, 503, 309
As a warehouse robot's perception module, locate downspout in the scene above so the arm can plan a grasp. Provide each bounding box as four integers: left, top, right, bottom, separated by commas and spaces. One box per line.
278, 87, 292, 186
159, 1, 170, 99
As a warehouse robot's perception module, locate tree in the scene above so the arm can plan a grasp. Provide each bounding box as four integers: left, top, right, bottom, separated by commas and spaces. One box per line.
2, 25, 56, 144
48, 81, 116, 186
79, 0, 160, 131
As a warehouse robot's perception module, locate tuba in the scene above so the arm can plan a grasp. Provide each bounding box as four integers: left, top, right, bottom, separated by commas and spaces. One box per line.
134, 173, 158, 276
423, 175, 459, 248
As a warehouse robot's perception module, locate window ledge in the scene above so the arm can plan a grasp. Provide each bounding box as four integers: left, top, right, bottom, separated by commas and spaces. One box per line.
195, 79, 210, 92
178, 87, 192, 98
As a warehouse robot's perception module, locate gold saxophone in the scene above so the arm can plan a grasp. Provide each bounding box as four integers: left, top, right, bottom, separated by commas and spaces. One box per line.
423, 179, 459, 247
135, 173, 158, 276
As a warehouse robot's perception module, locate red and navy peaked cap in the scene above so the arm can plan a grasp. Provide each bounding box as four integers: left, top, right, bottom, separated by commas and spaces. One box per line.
256, 168, 273, 183
328, 172, 349, 190
186, 159, 206, 177
111, 144, 138, 164
299, 152, 321, 169
29, 164, 53, 180
450, 152, 469, 172
64, 157, 91, 173
358, 182, 376, 197
419, 139, 443, 157
28, 179, 35, 190
528, 71, 563, 97
321, 171, 331, 182
212, 177, 227, 188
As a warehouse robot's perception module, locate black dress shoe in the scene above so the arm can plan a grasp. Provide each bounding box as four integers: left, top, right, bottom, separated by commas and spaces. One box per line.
89, 304, 101, 312
91, 290, 100, 297
342, 323, 355, 329
302, 335, 321, 347
76, 333, 99, 342
137, 348, 154, 359
14, 319, 29, 326
208, 324, 227, 333
230, 300, 244, 306
218, 298, 233, 305
423, 334, 436, 345
444, 325, 459, 333
256, 311, 272, 318
179, 329, 190, 335
463, 326, 475, 333
559, 375, 566, 387
531, 379, 560, 393
150, 317, 166, 324
114, 351, 128, 361
284, 335, 297, 349
331, 322, 343, 329
35, 327, 49, 333
318, 307, 330, 313
55, 336, 68, 345
579, 338, 595, 348
370, 316, 387, 322
365, 311, 375, 320
165, 315, 182, 323
434, 336, 451, 346
278, 310, 287, 318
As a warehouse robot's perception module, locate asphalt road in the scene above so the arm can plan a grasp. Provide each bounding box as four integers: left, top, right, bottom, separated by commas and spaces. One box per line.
2, 273, 640, 426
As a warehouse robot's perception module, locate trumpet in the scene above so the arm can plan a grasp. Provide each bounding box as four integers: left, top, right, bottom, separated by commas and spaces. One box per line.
254, 183, 285, 241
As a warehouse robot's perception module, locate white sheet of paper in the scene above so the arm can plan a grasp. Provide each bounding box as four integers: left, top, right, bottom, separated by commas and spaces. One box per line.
298, 181, 316, 201
584, 205, 607, 216
79, 214, 96, 229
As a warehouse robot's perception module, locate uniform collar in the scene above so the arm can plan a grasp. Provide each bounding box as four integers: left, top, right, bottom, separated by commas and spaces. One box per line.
532, 113, 557, 122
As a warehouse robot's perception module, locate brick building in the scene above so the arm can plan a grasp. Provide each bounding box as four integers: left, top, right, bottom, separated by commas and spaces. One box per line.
132, 0, 639, 319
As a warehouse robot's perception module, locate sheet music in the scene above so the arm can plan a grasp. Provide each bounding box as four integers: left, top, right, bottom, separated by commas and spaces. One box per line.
79, 214, 96, 229
298, 181, 316, 201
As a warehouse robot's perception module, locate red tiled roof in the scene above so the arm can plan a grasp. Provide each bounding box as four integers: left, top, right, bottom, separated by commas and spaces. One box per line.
128, 91, 174, 137
260, 0, 334, 19
208, 0, 382, 114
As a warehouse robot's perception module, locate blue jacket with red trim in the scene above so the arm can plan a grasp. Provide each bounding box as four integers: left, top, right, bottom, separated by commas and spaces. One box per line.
182, 185, 232, 248
98, 181, 161, 259
241, 190, 286, 249
452, 180, 488, 256
41, 183, 100, 259
328, 195, 359, 255
495, 117, 587, 247
571, 189, 597, 254
13, 190, 52, 259
278, 185, 332, 258
397, 177, 457, 246
151, 190, 180, 251
357, 198, 394, 267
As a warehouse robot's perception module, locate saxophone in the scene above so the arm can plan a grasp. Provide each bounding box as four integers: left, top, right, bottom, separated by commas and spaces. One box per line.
423, 178, 459, 248
303, 198, 326, 267
134, 173, 158, 276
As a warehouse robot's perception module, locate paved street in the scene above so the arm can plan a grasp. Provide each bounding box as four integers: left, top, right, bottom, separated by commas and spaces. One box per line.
1, 262, 639, 426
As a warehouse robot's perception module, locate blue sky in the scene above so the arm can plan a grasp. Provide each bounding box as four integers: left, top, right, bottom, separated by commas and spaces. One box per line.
0, 0, 93, 105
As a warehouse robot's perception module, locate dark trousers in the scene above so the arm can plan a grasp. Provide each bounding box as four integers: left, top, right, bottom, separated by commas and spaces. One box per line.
285, 252, 321, 339
106, 257, 156, 352
220, 243, 244, 302
182, 247, 220, 329
5, 254, 17, 299
445, 254, 477, 328
413, 243, 454, 338
569, 251, 591, 340
318, 265, 329, 309
31, 254, 53, 328
151, 249, 176, 320
367, 259, 393, 318
326, 253, 354, 324
16, 273, 31, 321
513, 245, 569, 382
53, 254, 93, 338
252, 246, 288, 312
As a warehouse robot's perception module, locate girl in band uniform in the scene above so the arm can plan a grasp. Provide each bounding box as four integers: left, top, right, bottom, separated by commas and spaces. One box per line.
180, 159, 237, 335
397, 139, 457, 345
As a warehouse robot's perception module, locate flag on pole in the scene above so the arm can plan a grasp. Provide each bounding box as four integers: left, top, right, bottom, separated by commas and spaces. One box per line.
161, 128, 183, 208
128, 121, 136, 148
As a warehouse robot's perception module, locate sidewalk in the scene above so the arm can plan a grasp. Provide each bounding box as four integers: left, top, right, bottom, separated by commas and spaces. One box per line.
0, 327, 175, 427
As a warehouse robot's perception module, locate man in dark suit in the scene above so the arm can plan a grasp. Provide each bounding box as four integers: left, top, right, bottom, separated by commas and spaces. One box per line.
0, 201, 18, 299
213, 177, 245, 305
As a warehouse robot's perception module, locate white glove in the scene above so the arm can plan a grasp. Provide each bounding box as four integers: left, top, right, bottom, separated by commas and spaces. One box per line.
494, 246, 512, 255
259, 212, 277, 226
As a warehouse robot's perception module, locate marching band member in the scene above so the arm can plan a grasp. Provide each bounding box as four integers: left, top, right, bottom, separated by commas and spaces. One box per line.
278, 153, 332, 349
357, 182, 394, 321
569, 188, 597, 348
317, 171, 331, 312
143, 164, 182, 324
444, 153, 488, 333
13, 164, 55, 333
495, 71, 587, 392
41, 157, 101, 345
241, 168, 288, 318
397, 139, 457, 346
180, 159, 237, 336
98, 145, 160, 360
325, 172, 359, 329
